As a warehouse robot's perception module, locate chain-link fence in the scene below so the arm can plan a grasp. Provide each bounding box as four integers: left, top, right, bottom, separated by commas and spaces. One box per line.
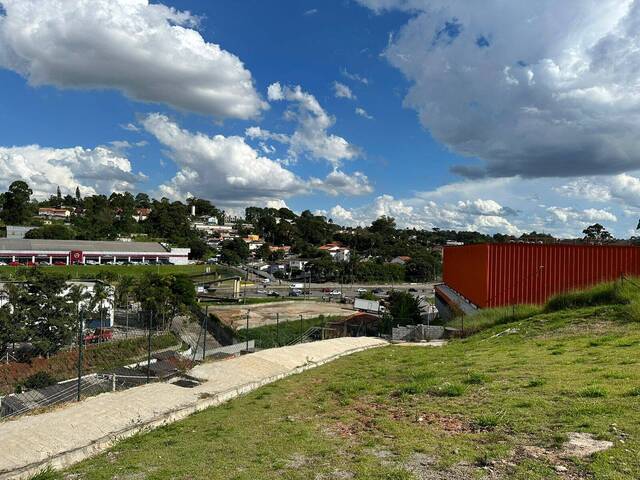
0, 307, 199, 419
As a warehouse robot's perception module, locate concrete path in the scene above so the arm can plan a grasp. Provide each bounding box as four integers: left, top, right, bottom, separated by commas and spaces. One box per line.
0, 337, 387, 480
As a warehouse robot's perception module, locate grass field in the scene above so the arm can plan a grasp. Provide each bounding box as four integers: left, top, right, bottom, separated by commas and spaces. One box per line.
37, 281, 640, 479
0, 264, 229, 279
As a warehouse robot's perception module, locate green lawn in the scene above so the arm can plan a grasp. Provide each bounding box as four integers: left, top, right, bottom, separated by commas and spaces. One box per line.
0, 264, 229, 279
36, 283, 640, 479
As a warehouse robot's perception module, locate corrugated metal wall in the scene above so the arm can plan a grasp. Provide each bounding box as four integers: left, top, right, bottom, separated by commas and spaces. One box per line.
442, 244, 489, 308
443, 243, 640, 308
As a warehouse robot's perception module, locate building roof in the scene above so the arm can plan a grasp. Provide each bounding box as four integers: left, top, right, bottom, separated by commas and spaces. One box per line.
0, 238, 169, 253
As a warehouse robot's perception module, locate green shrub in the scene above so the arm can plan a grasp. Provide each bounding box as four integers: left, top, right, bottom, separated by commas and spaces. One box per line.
526, 378, 545, 388
16, 371, 57, 393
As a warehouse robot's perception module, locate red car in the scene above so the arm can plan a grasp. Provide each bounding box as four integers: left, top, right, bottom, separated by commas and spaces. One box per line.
84, 328, 113, 344
9, 261, 22, 267
53, 261, 67, 266
26, 261, 36, 267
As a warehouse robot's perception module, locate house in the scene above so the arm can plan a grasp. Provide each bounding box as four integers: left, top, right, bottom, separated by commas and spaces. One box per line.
326, 312, 382, 338
390, 256, 411, 265
319, 242, 351, 262
132, 208, 151, 222
269, 245, 292, 254
289, 259, 308, 271
38, 207, 71, 219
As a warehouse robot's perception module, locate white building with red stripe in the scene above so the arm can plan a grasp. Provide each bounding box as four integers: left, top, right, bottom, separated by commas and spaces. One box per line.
0, 239, 190, 265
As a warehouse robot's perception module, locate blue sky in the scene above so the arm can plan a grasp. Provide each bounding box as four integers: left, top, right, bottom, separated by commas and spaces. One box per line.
1, 0, 640, 237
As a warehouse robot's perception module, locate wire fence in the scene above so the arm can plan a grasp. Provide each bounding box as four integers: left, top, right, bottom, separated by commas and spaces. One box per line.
0, 308, 201, 419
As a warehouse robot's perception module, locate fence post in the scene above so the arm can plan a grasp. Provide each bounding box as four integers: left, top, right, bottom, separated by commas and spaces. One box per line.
276, 313, 279, 347
112, 373, 116, 392
77, 311, 84, 402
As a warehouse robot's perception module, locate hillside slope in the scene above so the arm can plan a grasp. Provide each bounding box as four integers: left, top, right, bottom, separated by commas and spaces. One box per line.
47, 283, 640, 479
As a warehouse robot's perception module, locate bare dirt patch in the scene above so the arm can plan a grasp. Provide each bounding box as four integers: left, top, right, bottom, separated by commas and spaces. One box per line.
210, 301, 353, 329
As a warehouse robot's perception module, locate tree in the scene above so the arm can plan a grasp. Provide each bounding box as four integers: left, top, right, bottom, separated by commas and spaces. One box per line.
220, 238, 250, 265
583, 224, 613, 243
0, 180, 34, 225
90, 282, 111, 335
388, 291, 422, 327
56, 186, 62, 200
25, 224, 75, 240
115, 275, 136, 308
75, 186, 81, 203
369, 216, 397, 236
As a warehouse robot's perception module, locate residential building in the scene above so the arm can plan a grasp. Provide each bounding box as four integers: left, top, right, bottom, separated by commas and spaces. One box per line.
38, 207, 71, 219
319, 242, 351, 262
390, 256, 411, 265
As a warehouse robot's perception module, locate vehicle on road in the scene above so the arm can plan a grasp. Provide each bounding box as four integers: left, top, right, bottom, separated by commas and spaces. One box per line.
84, 328, 113, 344
290, 283, 304, 290
266, 290, 281, 297
408, 288, 418, 293
372, 288, 384, 294
329, 290, 342, 296
289, 289, 303, 297
256, 289, 267, 294
354, 298, 385, 314
262, 278, 271, 284
356, 288, 368, 293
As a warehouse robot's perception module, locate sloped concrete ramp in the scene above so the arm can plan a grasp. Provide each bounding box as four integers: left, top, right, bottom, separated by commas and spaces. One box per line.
0, 337, 387, 480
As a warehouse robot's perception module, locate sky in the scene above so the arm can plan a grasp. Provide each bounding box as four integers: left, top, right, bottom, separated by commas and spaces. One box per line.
1, 0, 640, 238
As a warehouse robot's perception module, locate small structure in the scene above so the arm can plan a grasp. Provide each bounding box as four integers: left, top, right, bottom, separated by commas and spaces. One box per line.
37, 207, 71, 219
327, 312, 381, 337
319, 242, 351, 262
5, 225, 37, 239
390, 255, 411, 265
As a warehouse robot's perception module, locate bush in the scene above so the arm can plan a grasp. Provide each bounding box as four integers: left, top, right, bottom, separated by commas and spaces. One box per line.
429, 382, 465, 397
16, 371, 57, 393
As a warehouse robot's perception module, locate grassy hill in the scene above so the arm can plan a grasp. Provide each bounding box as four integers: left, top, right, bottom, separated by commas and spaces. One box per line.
38, 280, 640, 479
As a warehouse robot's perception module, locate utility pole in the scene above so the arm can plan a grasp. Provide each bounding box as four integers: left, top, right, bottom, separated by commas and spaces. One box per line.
147, 311, 152, 384
77, 310, 84, 402
276, 312, 280, 347
299, 314, 303, 341
246, 310, 250, 351
125, 294, 129, 339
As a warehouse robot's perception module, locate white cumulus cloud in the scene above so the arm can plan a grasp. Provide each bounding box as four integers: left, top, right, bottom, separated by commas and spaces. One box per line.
357, 0, 640, 178
333, 81, 356, 100
0, 145, 144, 198
0, 0, 266, 119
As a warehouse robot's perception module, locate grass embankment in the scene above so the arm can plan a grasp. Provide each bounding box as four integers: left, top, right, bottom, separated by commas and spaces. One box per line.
38, 280, 640, 479
0, 333, 178, 394
234, 315, 343, 348
0, 264, 231, 280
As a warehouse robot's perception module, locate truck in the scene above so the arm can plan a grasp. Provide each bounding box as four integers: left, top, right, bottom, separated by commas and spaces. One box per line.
289, 283, 304, 290
354, 298, 385, 314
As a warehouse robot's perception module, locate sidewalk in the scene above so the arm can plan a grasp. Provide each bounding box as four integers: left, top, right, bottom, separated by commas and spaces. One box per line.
0, 337, 387, 480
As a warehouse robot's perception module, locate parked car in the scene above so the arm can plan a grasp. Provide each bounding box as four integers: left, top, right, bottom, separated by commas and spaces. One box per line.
9, 261, 22, 267
84, 328, 113, 344
0, 261, 7, 266
408, 288, 418, 293
26, 261, 36, 267
289, 289, 302, 297
372, 288, 384, 294
53, 261, 66, 266
85, 259, 99, 265
329, 290, 342, 296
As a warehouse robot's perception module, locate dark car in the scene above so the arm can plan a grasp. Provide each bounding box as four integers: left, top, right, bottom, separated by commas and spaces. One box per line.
408, 288, 418, 293
267, 291, 281, 297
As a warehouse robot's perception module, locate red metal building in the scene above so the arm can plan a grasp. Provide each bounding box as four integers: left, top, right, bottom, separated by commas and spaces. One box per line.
441, 243, 640, 308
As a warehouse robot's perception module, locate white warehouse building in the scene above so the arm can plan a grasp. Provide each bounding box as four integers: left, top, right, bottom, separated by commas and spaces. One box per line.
0, 239, 190, 266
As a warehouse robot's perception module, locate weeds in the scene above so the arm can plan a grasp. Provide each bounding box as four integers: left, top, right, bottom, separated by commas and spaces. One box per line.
578, 386, 608, 398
